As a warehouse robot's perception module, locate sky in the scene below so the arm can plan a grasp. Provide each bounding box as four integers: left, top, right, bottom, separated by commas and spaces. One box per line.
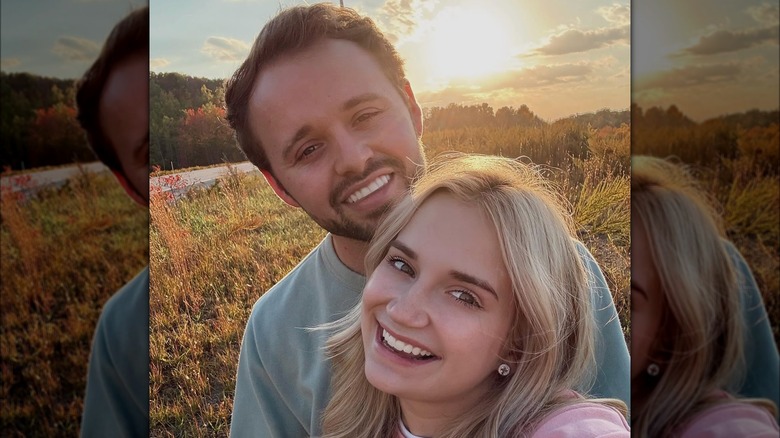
1, 0, 148, 80
148, 0, 630, 121
633, 0, 779, 121
3, 1, 775, 122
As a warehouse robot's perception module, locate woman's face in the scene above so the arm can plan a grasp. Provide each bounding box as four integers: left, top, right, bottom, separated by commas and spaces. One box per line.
630, 214, 666, 380
361, 192, 515, 415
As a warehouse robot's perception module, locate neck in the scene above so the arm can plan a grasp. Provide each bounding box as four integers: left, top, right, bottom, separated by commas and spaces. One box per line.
398, 391, 486, 438
398, 400, 447, 437
331, 234, 370, 275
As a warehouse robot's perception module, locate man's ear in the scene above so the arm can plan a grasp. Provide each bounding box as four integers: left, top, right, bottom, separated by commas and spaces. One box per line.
402, 80, 424, 138
261, 169, 299, 207
112, 169, 148, 207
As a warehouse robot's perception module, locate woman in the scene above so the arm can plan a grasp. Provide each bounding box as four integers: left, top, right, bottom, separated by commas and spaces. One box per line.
320, 154, 629, 437
631, 155, 778, 437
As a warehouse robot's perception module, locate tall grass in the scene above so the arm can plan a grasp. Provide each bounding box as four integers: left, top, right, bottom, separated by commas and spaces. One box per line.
636, 120, 780, 345
149, 123, 631, 436
1, 170, 148, 436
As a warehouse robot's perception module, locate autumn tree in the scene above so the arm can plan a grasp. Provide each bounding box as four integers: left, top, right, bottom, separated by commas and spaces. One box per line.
176, 103, 244, 168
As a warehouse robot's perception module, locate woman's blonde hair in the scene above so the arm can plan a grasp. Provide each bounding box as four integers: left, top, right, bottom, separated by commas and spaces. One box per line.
631, 155, 775, 437
321, 153, 624, 437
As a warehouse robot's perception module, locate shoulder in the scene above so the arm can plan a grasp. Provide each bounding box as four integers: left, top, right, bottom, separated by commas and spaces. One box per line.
244, 236, 363, 344
82, 267, 149, 435
96, 266, 149, 347
532, 401, 630, 437
676, 401, 779, 438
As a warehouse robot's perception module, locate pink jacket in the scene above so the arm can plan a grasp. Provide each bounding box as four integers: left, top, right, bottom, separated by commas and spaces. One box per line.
674, 393, 779, 438
395, 398, 630, 437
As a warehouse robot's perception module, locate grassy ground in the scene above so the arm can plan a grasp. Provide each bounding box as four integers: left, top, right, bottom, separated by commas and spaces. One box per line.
0, 171, 148, 436
149, 123, 631, 436
696, 158, 778, 345
635, 120, 780, 347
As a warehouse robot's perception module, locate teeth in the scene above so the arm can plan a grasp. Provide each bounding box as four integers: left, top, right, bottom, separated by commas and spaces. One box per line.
382, 329, 432, 357
347, 175, 390, 203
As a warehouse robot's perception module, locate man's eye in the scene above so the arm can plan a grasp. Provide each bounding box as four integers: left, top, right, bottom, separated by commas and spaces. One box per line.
388, 256, 414, 276
355, 111, 380, 124
449, 290, 481, 309
298, 144, 321, 160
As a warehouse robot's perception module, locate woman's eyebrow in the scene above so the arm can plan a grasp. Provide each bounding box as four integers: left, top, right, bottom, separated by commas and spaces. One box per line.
389, 240, 417, 259
450, 270, 498, 301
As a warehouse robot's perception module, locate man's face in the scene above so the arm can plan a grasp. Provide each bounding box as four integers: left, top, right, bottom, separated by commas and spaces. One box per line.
99, 53, 149, 204
247, 38, 425, 242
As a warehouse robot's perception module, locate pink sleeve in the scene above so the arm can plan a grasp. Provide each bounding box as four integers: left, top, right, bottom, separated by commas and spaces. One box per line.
532, 403, 630, 437
677, 403, 779, 438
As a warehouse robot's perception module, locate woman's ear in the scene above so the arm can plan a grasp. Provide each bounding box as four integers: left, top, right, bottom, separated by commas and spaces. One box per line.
261, 169, 299, 207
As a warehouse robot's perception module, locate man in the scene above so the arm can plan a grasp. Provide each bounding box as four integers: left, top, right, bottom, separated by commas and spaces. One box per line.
225, 4, 629, 436
75, 6, 149, 437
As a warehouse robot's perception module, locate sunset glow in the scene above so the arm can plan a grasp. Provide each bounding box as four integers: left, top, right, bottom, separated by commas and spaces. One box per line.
424, 7, 516, 82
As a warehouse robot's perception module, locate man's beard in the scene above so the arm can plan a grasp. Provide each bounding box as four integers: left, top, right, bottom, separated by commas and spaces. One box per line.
276, 151, 425, 242
315, 156, 411, 242
311, 204, 389, 242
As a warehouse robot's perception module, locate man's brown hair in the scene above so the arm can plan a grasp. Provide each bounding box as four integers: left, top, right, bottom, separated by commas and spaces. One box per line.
224, 3, 407, 173
75, 6, 148, 172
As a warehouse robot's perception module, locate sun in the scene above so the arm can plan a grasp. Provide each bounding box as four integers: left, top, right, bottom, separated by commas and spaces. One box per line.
424, 6, 516, 83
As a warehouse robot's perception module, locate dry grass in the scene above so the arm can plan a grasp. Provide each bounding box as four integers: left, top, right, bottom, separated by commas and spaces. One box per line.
149, 123, 631, 436
637, 121, 780, 346
1, 171, 148, 436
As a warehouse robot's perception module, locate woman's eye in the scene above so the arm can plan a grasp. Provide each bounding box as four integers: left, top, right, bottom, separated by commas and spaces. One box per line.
388, 257, 414, 276
450, 290, 481, 308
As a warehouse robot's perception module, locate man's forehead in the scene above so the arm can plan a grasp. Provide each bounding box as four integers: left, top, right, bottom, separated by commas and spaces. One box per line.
250, 40, 394, 102
246, 39, 400, 140
99, 55, 148, 116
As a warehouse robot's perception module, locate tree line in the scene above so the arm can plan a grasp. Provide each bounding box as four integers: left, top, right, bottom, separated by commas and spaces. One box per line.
5, 70, 774, 173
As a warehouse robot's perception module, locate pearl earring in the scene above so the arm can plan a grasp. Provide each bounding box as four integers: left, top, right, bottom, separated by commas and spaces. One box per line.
647, 363, 660, 377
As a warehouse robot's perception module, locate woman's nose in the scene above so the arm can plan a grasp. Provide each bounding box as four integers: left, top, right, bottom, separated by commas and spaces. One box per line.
386, 282, 430, 328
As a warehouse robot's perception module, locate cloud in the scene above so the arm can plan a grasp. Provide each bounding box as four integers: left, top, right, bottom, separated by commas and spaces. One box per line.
1, 58, 22, 70
599, 3, 630, 25
635, 63, 741, 90
487, 63, 594, 88
201, 36, 250, 62
676, 4, 779, 56
150, 58, 170, 69
51, 36, 100, 61
419, 62, 595, 104
747, 3, 779, 26
678, 26, 778, 56
530, 25, 629, 56
376, 0, 439, 43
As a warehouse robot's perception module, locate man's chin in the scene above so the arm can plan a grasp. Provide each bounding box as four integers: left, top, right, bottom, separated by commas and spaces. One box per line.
315, 217, 376, 242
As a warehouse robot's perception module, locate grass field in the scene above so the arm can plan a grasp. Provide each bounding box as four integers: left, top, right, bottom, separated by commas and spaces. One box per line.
149, 118, 777, 437
1, 170, 148, 436
149, 122, 631, 436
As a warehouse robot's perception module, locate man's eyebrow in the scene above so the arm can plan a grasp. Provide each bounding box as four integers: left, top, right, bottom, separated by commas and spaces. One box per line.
389, 240, 417, 259
280, 94, 383, 161
450, 270, 499, 301
342, 93, 382, 112
282, 125, 313, 162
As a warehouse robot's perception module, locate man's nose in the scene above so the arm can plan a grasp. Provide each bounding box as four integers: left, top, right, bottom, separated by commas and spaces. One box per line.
332, 127, 373, 176
386, 282, 430, 328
